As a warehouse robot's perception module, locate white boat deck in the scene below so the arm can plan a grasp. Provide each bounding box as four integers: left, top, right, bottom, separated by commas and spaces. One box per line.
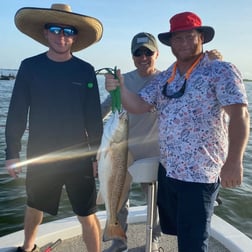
1, 206, 252, 252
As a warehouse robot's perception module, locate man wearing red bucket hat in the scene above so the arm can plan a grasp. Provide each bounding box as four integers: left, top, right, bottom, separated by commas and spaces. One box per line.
105, 11, 250, 252
158, 12, 215, 46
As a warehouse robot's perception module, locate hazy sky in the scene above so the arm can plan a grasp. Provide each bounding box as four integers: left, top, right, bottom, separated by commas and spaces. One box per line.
1, 0, 252, 79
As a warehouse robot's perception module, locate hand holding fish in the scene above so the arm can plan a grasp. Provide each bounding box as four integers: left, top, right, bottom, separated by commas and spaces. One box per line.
105, 69, 124, 92
105, 69, 152, 114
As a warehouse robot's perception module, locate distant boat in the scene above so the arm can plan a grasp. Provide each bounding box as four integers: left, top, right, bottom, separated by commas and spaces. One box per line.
0, 74, 15, 80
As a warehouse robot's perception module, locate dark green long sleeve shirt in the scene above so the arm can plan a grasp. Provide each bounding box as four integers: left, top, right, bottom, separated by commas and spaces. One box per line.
5, 53, 103, 161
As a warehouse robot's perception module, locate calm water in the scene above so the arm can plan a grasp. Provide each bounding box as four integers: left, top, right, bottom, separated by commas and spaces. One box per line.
0, 73, 251, 239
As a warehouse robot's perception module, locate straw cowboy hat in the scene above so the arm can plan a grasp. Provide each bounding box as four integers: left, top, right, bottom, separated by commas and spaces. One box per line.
14, 3, 103, 52
158, 12, 215, 46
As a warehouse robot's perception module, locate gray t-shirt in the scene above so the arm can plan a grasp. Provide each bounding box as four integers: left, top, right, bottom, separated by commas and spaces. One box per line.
124, 69, 160, 160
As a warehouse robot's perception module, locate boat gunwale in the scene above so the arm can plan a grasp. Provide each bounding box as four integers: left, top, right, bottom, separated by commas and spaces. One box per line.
0, 206, 252, 252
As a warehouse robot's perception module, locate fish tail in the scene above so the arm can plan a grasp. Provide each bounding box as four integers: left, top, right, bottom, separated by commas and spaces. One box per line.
103, 221, 127, 242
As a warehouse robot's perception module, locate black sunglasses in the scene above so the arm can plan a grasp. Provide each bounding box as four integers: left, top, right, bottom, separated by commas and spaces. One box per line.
45, 24, 78, 37
133, 49, 155, 57
162, 79, 187, 99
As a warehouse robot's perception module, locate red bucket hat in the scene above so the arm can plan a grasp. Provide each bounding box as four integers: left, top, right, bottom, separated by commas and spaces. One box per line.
158, 12, 215, 46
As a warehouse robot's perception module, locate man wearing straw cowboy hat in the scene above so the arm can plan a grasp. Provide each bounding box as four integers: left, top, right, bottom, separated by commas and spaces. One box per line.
5, 3, 103, 252
105, 11, 250, 251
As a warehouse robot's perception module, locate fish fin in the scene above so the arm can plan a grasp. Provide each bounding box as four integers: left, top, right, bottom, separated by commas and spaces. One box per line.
116, 150, 133, 211
127, 150, 134, 167
117, 172, 132, 211
103, 221, 127, 242
96, 190, 104, 205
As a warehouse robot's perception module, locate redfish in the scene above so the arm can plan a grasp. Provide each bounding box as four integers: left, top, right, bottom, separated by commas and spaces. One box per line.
97, 110, 131, 242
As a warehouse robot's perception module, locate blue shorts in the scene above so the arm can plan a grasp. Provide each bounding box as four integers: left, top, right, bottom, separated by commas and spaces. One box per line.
157, 164, 220, 252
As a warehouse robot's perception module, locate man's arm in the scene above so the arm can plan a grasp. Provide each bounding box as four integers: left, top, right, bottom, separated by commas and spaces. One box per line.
105, 70, 152, 114
221, 104, 250, 188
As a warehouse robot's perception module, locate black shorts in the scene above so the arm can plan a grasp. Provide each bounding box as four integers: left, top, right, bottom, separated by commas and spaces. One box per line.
157, 163, 220, 252
26, 158, 97, 216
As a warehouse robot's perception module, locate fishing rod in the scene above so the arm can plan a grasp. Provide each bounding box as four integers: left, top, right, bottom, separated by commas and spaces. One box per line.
44, 238, 62, 252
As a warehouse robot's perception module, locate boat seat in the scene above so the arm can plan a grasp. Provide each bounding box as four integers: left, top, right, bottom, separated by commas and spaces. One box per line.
128, 156, 159, 252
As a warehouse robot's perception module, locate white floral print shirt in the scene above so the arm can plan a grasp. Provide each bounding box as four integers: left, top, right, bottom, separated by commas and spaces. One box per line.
139, 54, 248, 183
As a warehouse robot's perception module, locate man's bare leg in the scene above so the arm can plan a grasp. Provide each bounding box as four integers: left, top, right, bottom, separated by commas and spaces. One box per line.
78, 214, 101, 252
21, 206, 43, 251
